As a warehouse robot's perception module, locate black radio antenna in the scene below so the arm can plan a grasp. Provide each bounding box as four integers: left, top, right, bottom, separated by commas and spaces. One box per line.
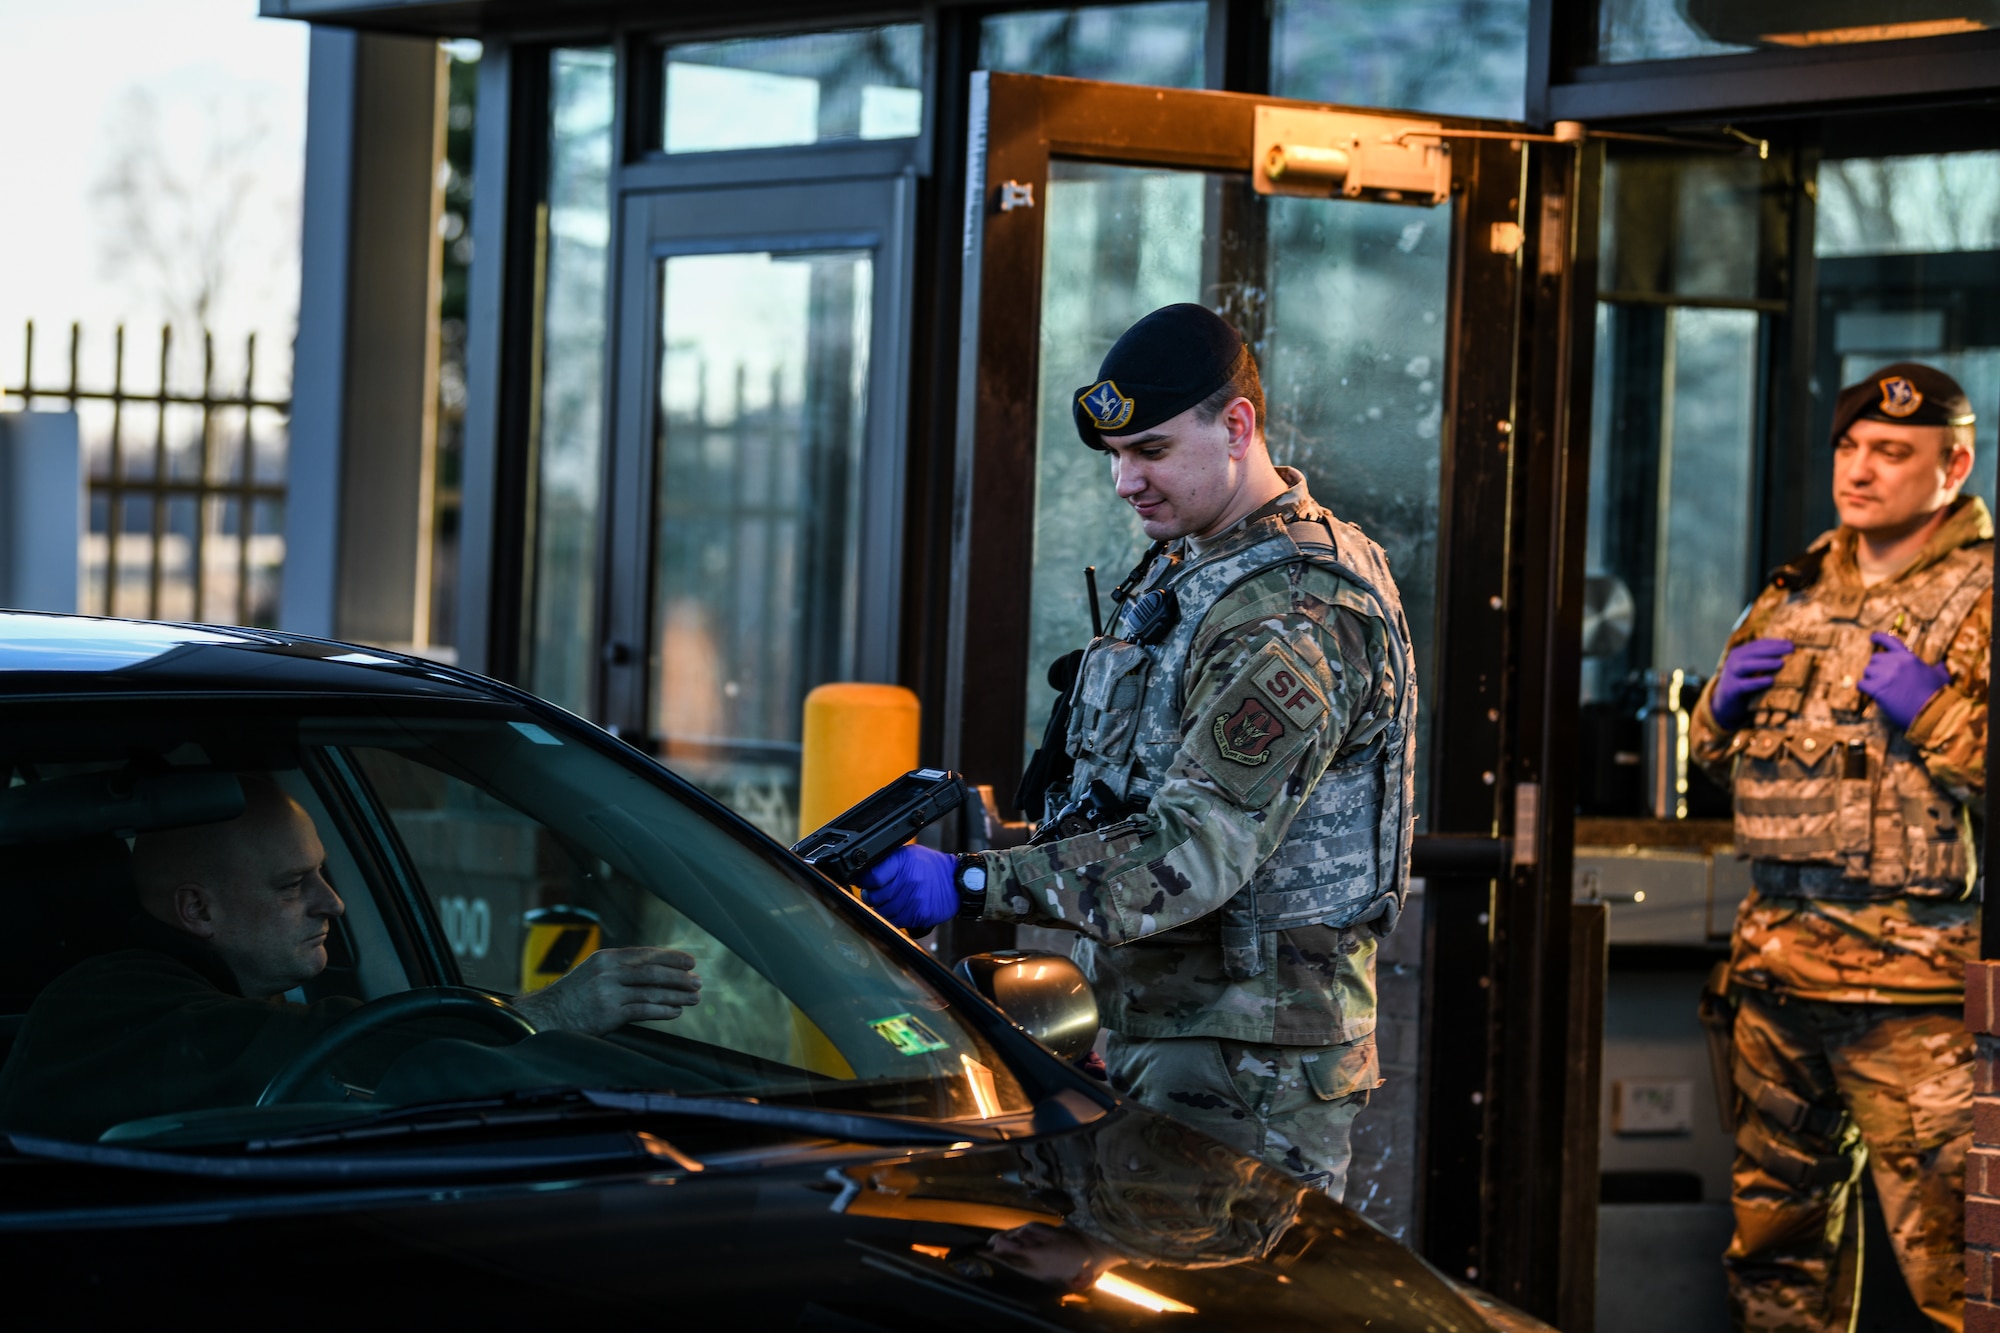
1085, 566, 1104, 638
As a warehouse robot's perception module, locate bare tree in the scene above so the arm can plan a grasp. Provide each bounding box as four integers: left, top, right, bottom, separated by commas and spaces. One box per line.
91, 87, 278, 334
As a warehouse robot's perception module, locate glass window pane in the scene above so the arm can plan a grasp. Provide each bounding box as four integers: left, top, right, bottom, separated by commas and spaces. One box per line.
978, 3, 1209, 87
1655, 309, 1760, 672
1581, 306, 1762, 673
1814, 149, 2000, 521
527, 48, 614, 717
1272, 0, 1529, 121
327, 715, 1030, 1117
661, 27, 924, 154
1816, 152, 2000, 257
1579, 302, 1760, 822
1592, 0, 1992, 63
1594, 0, 1752, 63
1598, 152, 1762, 300
650, 250, 873, 841
1027, 163, 1447, 812
1027, 163, 1204, 768
1263, 194, 1449, 808
353, 744, 814, 1065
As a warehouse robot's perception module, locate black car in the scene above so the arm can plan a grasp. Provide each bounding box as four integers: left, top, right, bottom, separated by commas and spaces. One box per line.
0, 612, 1540, 1330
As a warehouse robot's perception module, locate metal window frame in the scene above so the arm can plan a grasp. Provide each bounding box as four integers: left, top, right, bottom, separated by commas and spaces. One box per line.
457, 39, 551, 682
596, 177, 920, 743
1528, 1, 2000, 126
948, 69, 1601, 1322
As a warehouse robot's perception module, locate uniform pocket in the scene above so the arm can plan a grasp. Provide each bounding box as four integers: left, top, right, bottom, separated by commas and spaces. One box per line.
1300, 1034, 1380, 1101
1780, 731, 1838, 771
1734, 728, 1841, 860
1907, 1044, 1973, 1152
1068, 638, 1152, 770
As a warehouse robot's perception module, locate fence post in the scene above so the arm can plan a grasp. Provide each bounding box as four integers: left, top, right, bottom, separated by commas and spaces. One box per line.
0, 411, 82, 613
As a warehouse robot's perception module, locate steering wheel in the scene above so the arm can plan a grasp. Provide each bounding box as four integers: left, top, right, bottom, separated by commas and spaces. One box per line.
257, 986, 537, 1106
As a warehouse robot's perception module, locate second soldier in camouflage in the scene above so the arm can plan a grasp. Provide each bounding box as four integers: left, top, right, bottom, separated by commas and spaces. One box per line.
1690, 361, 1986, 1332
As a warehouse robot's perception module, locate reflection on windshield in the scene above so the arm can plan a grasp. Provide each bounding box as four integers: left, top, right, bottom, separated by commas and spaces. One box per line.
0, 701, 1031, 1146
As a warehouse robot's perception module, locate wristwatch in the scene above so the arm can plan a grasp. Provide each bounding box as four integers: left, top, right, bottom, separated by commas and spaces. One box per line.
954, 855, 989, 919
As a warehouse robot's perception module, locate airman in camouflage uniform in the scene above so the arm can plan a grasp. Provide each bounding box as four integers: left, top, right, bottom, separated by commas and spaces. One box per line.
974, 465, 1413, 1199
1689, 362, 1987, 1331
855, 305, 1417, 1200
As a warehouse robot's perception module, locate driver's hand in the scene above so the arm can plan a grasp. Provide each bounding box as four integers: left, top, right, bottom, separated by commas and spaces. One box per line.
511, 947, 701, 1036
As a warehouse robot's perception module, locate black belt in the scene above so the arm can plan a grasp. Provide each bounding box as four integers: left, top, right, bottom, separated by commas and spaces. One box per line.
1750, 861, 1901, 901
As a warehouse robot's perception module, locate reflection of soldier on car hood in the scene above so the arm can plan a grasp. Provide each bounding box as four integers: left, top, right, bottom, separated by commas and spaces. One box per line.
1016, 1109, 1307, 1272
830, 1109, 1306, 1292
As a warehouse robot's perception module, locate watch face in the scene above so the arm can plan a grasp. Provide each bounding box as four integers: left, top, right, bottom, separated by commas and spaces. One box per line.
962, 865, 987, 891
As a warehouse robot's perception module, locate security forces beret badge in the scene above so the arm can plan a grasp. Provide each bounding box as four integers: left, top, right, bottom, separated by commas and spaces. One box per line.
1877, 375, 1922, 418
1079, 380, 1136, 433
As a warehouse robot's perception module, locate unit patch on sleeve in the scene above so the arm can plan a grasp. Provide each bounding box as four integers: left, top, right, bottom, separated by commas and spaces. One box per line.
1214, 697, 1285, 764
1190, 638, 1330, 804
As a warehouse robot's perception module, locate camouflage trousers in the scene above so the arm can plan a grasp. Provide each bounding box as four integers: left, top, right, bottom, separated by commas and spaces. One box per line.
1102, 1030, 1378, 1200
1724, 989, 1973, 1332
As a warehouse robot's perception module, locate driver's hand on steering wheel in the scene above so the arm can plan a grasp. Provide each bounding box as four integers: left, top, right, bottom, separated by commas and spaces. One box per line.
511, 947, 702, 1036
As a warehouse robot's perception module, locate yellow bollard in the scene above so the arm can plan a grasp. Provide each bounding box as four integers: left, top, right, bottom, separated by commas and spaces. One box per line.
519, 905, 603, 993
798, 683, 920, 839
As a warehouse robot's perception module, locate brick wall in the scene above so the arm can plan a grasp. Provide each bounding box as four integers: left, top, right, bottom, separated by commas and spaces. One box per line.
1965, 960, 2000, 1329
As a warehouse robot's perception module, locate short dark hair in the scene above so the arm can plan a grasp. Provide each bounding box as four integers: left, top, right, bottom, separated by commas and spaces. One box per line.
1192, 346, 1265, 437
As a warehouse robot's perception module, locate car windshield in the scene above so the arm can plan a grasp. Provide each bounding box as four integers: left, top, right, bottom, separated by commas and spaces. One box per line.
0, 697, 1034, 1148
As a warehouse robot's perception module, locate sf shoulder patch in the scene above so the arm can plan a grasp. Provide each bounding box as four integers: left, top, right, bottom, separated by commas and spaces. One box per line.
1192, 639, 1329, 805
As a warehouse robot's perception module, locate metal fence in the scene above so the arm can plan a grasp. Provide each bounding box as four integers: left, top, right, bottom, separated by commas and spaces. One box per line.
2, 320, 290, 626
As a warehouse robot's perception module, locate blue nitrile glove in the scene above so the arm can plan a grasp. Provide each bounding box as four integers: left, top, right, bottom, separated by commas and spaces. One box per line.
1859, 631, 1952, 732
857, 844, 959, 931
1708, 638, 1795, 731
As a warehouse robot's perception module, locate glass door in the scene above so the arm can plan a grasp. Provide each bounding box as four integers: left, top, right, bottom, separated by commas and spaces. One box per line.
602, 178, 913, 840
946, 71, 1594, 1312
1022, 161, 1452, 813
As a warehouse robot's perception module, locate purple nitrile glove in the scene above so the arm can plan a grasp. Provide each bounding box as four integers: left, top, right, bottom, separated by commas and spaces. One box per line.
857, 844, 959, 932
1708, 638, 1795, 731
1858, 631, 1951, 732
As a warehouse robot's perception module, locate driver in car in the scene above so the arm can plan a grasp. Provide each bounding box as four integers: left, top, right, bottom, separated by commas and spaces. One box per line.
0, 773, 703, 1141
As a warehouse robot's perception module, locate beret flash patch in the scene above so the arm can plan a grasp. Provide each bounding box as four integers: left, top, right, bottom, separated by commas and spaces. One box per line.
1079, 380, 1136, 432
1878, 375, 1922, 418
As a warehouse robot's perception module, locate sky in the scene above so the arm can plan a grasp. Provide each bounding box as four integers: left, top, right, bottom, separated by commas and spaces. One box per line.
0, 0, 308, 400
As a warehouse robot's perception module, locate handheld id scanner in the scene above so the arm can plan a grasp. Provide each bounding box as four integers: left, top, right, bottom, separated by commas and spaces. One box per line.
791, 768, 966, 885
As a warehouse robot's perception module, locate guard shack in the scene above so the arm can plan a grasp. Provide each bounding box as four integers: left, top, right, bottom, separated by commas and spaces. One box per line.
264, 2, 2000, 1325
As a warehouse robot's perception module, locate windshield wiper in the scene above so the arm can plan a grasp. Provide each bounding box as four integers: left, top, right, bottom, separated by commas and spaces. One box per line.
5, 1129, 669, 1184
250, 1086, 1006, 1151
573, 1090, 1005, 1147
260, 1085, 1091, 1152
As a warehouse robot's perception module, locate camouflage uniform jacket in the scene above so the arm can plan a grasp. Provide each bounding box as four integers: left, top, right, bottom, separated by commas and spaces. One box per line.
1690, 496, 1991, 1003
972, 470, 1411, 1046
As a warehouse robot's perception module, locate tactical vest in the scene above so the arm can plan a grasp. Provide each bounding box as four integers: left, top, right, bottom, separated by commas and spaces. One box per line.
1062, 506, 1418, 978
1731, 535, 1990, 899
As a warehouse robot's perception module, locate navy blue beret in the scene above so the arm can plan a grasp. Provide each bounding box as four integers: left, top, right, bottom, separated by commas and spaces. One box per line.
1831, 361, 1976, 442
1072, 304, 1247, 449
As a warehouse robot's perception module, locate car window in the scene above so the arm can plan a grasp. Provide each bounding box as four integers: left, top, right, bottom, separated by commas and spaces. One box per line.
0, 700, 1034, 1145
348, 743, 846, 1075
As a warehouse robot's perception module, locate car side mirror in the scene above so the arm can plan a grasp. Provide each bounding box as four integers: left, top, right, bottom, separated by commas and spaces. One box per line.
953, 950, 1099, 1062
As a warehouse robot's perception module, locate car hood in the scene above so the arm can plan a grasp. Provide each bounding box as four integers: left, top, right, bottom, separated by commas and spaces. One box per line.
9, 1103, 1537, 1331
